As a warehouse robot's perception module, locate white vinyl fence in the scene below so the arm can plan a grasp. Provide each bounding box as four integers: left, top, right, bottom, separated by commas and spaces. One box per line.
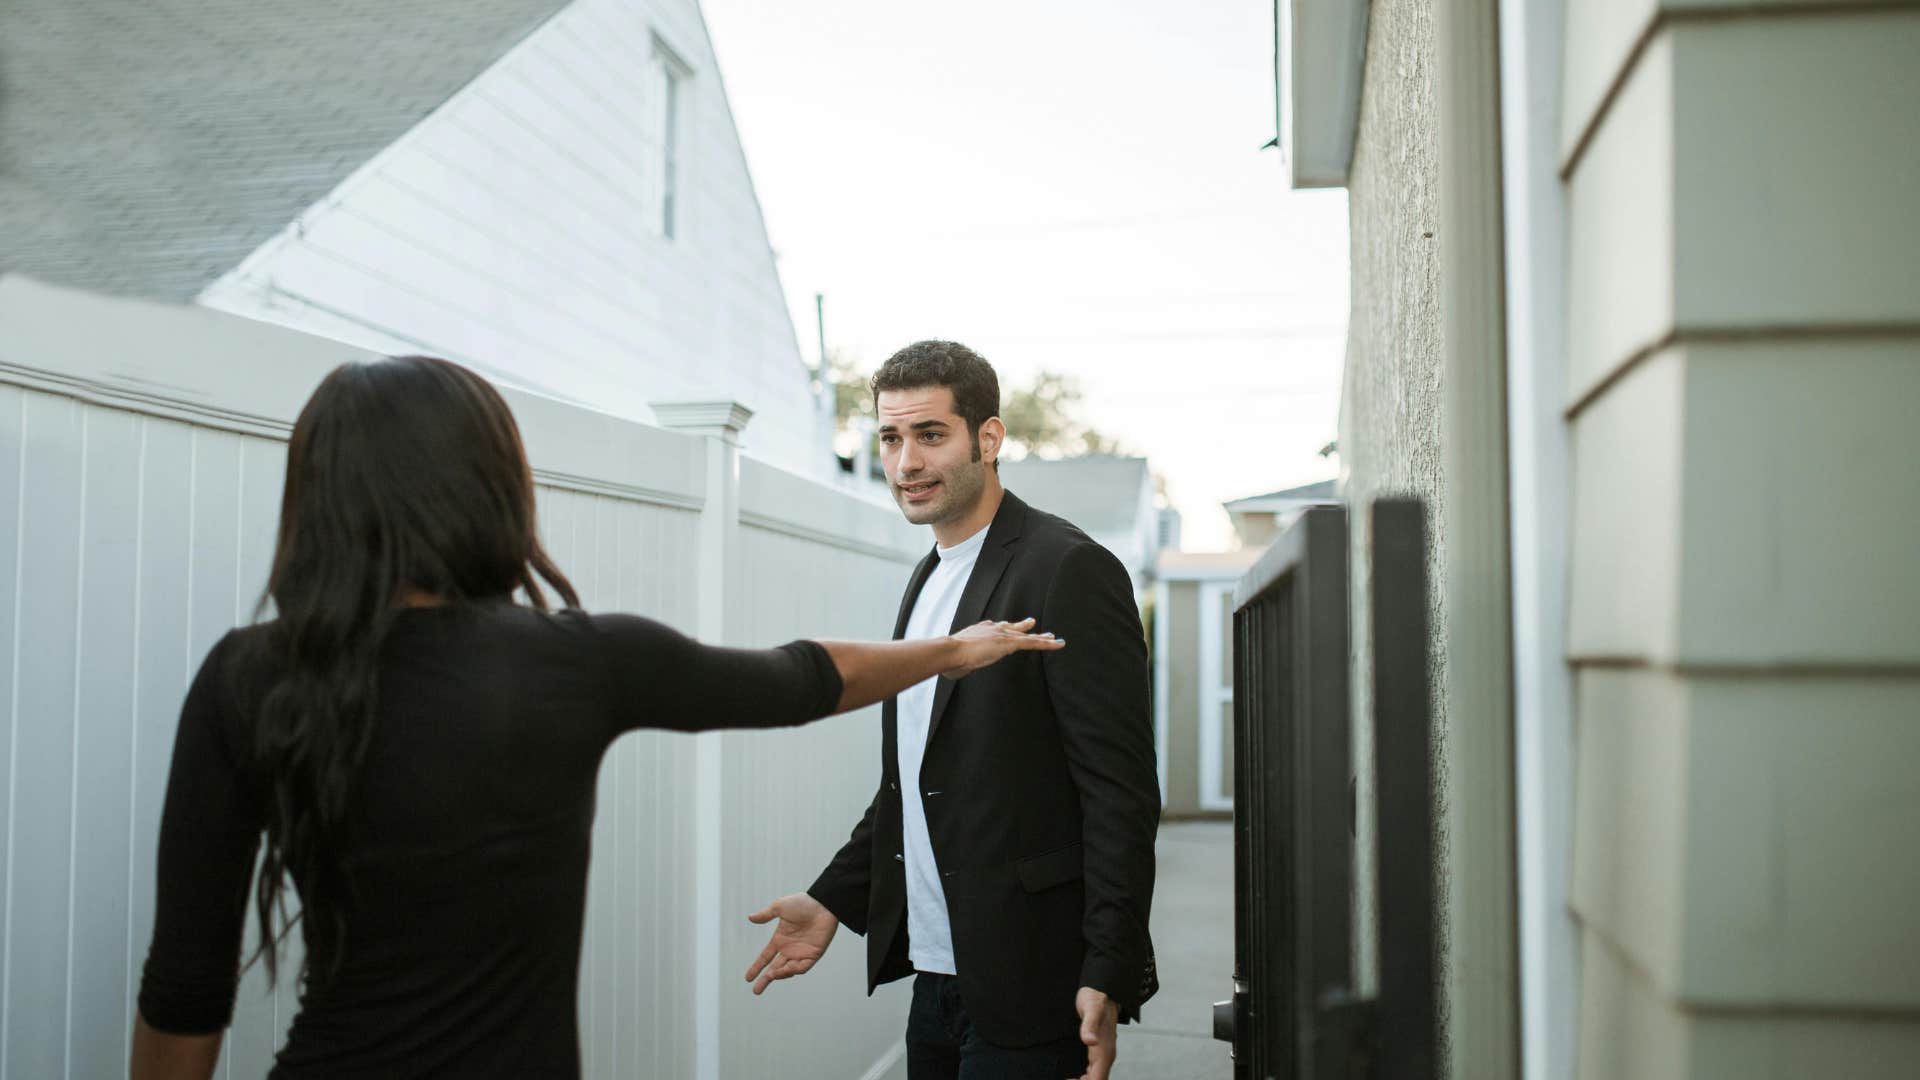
0, 276, 924, 1079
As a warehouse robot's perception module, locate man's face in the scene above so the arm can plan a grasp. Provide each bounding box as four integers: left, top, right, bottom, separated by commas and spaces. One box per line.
876, 386, 993, 527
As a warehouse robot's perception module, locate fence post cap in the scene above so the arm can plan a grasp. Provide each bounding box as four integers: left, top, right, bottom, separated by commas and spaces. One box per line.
651, 400, 754, 443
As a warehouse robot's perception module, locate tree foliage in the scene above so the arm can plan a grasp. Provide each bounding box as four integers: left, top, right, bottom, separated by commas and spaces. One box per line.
999, 371, 1124, 458
831, 357, 1123, 459
828, 349, 873, 431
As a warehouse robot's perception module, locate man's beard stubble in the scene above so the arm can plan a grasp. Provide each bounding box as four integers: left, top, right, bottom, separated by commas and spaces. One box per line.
898, 453, 988, 527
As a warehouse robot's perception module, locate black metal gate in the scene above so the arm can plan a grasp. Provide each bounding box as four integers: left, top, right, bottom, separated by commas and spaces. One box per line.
1213, 501, 1437, 1079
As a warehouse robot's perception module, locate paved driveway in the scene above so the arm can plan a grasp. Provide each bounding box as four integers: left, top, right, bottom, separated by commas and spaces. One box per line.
1119, 820, 1234, 1079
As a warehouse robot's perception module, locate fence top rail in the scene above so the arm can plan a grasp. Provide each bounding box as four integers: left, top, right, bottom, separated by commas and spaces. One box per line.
0, 274, 369, 437
739, 456, 927, 564
0, 273, 713, 511
1232, 503, 1346, 613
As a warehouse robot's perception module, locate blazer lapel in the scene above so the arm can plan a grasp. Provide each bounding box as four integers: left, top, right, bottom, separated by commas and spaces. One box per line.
884, 547, 941, 778
893, 548, 941, 640
926, 491, 1029, 743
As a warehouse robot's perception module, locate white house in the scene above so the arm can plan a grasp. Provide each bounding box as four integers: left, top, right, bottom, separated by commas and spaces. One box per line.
1, 0, 833, 477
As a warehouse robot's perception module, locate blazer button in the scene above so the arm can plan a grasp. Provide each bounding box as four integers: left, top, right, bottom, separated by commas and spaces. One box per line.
889, 781, 898, 791
894, 853, 904, 862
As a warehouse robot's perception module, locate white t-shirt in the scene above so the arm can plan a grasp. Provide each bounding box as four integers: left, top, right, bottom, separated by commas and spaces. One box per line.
896, 522, 990, 975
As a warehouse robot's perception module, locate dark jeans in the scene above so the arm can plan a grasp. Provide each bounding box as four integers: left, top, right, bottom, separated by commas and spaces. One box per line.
906, 973, 1089, 1080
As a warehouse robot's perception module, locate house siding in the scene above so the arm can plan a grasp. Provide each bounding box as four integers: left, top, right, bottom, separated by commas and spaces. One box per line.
1561, 4, 1920, 1074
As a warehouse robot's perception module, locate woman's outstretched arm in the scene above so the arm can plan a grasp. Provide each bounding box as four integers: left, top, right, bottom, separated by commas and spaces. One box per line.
131, 1014, 221, 1080
599, 614, 1063, 734
817, 617, 1062, 713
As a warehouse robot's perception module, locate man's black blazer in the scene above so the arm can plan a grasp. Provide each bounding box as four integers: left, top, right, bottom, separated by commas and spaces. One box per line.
808, 490, 1160, 1047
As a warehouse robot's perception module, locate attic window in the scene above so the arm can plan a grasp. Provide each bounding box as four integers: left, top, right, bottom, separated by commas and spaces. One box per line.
653, 36, 692, 241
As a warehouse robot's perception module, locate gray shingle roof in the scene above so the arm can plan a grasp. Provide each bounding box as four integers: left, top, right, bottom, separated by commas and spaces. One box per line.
1, 0, 567, 302
1224, 478, 1339, 510
999, 455, 1153, 538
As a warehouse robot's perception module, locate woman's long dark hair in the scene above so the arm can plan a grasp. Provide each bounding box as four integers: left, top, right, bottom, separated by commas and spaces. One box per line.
247, 355, 578, 986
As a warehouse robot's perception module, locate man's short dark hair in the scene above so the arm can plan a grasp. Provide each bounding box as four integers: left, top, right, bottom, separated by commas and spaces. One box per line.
870, 340, 1001, 468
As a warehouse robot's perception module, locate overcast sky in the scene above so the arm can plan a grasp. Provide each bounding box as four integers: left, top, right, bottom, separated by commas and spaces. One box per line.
701, 0, 1350, 551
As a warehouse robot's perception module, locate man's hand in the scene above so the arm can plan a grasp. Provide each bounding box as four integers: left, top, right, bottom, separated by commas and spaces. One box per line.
1075, 986, 1119, 1080
745, 893, 839, 994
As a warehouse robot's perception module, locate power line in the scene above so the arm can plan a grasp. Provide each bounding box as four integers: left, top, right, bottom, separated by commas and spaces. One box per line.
842, 325, 1343, 347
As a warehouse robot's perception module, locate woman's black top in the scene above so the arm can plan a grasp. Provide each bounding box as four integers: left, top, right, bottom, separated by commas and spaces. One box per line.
137, 602, 843, 1077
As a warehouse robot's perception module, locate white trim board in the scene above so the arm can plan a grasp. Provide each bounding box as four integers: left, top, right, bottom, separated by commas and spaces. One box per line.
1196, 580, 1235, 813
1498, 0, 1580, 1076
1153, 579, 1172, 809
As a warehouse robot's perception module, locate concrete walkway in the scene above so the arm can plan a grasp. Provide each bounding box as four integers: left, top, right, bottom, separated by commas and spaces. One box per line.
1119, 820, 1235, 1079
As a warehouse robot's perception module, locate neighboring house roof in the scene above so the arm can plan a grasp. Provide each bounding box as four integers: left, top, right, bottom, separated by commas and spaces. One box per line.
0, 0, 566, 302
1156, 548, 1263, 581
1223, 478, 1339, 513
1000, 455, 1154, 539
1276, 1, 1369, 188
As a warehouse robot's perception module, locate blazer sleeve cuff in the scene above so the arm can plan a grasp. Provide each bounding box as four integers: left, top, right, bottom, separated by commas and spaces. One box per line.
807, 874, 869, 938
1080, 950, 1158, 1019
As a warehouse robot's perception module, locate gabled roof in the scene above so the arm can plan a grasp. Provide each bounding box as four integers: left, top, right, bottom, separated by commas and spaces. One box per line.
0, 0, 567, 302
1224, 478, 1339, 512
1157, 548, 1263, 581
1000, 455, 1154, 538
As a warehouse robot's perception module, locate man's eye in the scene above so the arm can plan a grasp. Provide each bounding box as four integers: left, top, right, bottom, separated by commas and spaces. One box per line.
922, 433, 943, 442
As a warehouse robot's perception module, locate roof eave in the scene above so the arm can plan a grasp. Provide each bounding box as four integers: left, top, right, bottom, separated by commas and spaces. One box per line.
1276, 0, 1371, 190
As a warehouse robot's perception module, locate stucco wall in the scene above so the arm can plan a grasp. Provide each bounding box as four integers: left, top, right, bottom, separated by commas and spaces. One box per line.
1337, 0, 1452, 1037
1340, 0, 1443, 522
1340, 0, 1446, 715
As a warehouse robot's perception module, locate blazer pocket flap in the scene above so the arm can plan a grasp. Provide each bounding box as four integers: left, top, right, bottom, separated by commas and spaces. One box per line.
1017, 842, 1084, 893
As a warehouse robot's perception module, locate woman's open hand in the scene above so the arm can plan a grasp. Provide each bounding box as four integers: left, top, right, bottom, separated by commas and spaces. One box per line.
942, 617, 1065, 679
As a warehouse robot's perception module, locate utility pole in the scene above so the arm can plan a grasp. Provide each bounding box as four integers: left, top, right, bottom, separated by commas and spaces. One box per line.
814, 292, 828, 379
813, 291, 847, 476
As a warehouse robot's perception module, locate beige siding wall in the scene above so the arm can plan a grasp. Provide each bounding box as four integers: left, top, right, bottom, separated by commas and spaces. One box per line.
1562, 4, 1920, 1075
1163, 582, 1205, 817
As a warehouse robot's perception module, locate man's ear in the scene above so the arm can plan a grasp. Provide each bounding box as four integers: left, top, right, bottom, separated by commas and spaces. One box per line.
978, 417, 1006, 464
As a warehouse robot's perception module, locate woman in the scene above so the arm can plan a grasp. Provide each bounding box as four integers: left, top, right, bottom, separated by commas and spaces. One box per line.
131, 356, 1061, 1078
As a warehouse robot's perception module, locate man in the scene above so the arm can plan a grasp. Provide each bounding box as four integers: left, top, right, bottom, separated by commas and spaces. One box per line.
745, 341, 1159, 1080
